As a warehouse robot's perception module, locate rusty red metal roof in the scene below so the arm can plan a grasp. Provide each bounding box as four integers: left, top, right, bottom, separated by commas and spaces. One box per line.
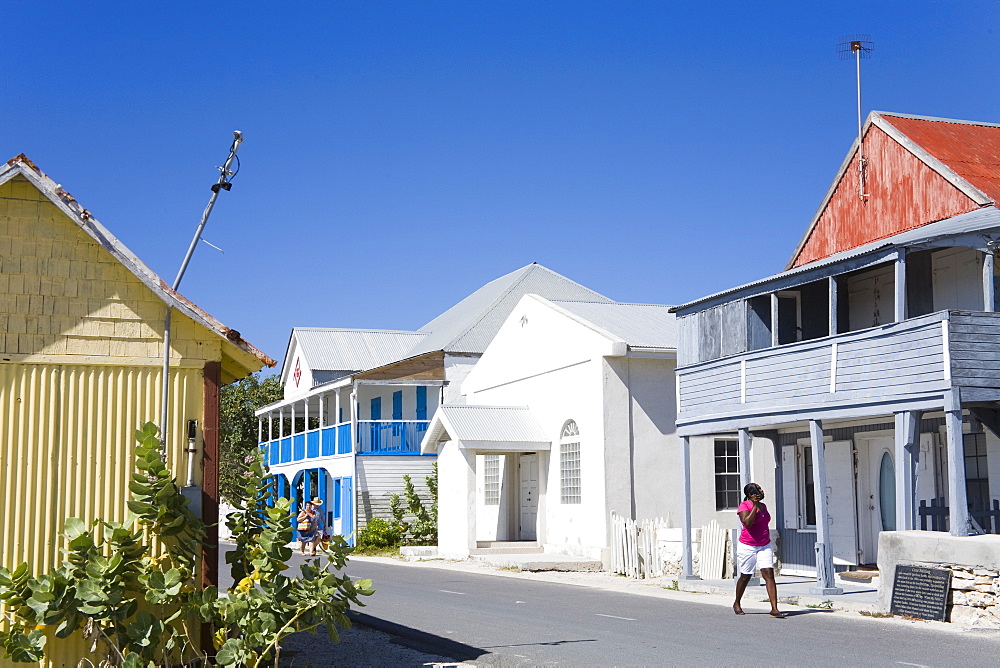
881, 113, 1000, 203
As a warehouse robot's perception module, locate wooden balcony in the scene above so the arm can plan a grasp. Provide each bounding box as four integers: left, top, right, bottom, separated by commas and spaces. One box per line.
676, 310, 1000, 435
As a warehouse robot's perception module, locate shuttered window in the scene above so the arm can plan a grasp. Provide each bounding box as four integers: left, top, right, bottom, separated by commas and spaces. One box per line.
416, 386, 428, 420
392, 391, 403, 420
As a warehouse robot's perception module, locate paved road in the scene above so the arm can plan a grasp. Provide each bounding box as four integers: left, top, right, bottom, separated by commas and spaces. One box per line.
221, 550, 1000, 666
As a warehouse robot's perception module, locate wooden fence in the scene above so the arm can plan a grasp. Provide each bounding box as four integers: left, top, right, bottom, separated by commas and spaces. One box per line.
610, 512, 667, 579
918, 497, 1000, 534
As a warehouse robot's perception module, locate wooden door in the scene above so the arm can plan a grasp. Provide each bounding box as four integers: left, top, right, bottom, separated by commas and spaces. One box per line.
932, 247, 982, 311
519, 454, 539, 541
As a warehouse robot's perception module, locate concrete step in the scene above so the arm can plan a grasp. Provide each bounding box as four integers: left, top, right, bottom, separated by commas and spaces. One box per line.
471, 553, 603, 572
471, 542, 543, 555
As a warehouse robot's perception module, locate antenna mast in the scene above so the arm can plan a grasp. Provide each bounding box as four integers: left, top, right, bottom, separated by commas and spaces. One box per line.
839, 36, 874, 200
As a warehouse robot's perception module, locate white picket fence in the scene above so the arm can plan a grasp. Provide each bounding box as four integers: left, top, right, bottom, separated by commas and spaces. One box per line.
610, 512, 667, 579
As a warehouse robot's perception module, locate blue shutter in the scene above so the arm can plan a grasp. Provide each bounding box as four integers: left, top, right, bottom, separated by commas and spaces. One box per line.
370, 397, 381, 420
392, 391, 403, 420
416, 386, 427, 420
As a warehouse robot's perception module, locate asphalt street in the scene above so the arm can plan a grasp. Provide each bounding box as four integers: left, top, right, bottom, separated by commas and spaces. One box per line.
220, 549, 1000, 666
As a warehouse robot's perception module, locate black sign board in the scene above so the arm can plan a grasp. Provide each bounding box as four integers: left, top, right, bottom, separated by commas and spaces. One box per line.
890, 565, 951, 621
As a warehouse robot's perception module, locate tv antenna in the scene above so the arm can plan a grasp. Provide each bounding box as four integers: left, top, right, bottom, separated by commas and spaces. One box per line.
838, 36, 874, 200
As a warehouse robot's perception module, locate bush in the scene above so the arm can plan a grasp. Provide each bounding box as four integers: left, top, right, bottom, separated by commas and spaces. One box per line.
357, 518, 401, 549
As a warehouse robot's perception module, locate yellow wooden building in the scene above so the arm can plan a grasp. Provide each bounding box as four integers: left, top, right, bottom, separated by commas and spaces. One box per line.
0, 154, 275, 664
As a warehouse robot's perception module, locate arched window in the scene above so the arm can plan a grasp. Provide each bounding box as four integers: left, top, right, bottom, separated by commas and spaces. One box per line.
560, 421, 581, 504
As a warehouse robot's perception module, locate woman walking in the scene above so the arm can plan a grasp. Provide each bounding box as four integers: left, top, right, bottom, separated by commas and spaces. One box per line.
733, 482, 786, 618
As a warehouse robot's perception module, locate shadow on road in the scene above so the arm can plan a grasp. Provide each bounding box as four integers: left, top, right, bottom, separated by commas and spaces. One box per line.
349, 611, 487, 663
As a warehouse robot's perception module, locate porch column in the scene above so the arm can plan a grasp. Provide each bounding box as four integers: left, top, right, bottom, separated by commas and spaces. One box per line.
279, 408, 284, 437
894, 411, 921, 531
257, 418, 263, 445
770, 293, 779, 347
983, 249, 995, 312
828, 276, 838, 337
680, 436, 700, 580
350, 390, 359, 448
808, 420, 842, 595
290, 403, 296, 434
303, 399, 309, 433
319, 393, 325, 427
894, 251, 907, 322
268, 414, 273, 441
944, 390, 970, 536
738, 428, 752, 490
334, 391, 342, 424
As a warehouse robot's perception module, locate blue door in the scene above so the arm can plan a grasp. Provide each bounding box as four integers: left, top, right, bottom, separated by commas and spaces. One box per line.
342, 477, 354, 546
370, 397, 382, 452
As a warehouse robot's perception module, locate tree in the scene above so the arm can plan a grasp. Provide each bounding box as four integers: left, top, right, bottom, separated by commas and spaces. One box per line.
220, 373, 283, 505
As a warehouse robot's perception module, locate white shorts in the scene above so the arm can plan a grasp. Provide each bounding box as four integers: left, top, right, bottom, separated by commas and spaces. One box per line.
736, 541, 775, 575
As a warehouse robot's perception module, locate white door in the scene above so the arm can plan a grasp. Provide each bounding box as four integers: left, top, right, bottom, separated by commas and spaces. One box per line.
932, 247, 983, 311
855, 436, 895, 565
847, 264, 895, 331
519, 454, 539, 541
824, 441, 859, 566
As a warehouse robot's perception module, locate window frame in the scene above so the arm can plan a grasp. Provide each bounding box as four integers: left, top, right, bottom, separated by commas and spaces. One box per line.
713, 439, 741, 511
559, 420, 582, 504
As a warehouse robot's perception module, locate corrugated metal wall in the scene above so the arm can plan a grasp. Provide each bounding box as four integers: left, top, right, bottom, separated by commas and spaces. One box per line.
0, 362, 204, 665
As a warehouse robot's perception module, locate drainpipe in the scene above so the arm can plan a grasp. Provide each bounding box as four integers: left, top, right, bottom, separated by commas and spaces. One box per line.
159, 131, 243, 458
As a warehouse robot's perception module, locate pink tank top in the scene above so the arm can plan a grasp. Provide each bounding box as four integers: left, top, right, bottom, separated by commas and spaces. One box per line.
738, 500, 771, 546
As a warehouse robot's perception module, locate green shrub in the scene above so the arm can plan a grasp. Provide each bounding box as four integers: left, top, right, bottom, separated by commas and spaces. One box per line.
357, 518, 401, 549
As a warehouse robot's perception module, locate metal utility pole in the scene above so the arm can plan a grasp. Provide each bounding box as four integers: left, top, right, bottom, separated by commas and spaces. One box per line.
838, 36, 874, 200
159, 131, 243, 453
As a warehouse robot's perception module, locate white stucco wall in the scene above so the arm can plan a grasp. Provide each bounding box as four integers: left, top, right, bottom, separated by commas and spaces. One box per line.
444, 353, 479, 404
460, 295, 676, 559
689, 434, 777, 531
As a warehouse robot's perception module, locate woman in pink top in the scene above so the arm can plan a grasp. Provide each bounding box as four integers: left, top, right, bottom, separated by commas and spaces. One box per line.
733, 482, 786, 617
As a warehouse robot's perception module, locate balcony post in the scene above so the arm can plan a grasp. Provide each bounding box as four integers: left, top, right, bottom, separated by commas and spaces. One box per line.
944, 390, 970, 536
319, 393, 325, 428
828, 276, 838, 336
335, 390, 342, 424
770, 293, 779, 347
809, 419, 842, 595
680, 435, 700, 580
738, 428, 752, 490
351, 389, 359, 448
257, 417, 262, 445
894, 411, 920, 531
279, 408, 284, 437
303, 398, 309, 433
895, 251, 907, 322
268, 414, 273, 441
983, 250, 995, 312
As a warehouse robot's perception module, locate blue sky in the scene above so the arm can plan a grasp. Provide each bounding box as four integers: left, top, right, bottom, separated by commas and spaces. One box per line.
5, 2, 1000, 368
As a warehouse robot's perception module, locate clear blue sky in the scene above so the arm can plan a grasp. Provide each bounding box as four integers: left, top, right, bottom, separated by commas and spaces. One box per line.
5, 2, 1000, 368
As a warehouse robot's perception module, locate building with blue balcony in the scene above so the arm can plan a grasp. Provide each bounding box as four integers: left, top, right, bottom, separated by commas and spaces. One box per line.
255, 263, 612, 544
671, 112, 1000, 603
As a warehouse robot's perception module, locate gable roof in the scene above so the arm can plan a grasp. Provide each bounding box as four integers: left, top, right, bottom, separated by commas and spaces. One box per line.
787, 111, 1000, 269
0, 155, 275, 375
408, 263, 613, 357
420, 404, 549, 453
280, 327, 427, 383
550, 300, 677, 350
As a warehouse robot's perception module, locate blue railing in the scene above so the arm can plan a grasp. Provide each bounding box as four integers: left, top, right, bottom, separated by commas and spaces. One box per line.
357, 420, 430, 454
337, 424, 351, 454
262, 420, 430, 463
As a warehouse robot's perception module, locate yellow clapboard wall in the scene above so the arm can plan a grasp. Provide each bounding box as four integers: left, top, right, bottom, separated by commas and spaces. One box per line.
0, 173, 230, 664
